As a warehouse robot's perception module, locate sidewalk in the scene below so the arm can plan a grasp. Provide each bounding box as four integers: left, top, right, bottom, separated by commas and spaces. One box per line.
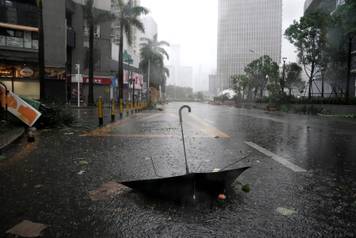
0, 121, 25, 151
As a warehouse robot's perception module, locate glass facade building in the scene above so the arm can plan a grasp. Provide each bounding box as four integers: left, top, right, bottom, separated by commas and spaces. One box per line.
217, 0, 282, 91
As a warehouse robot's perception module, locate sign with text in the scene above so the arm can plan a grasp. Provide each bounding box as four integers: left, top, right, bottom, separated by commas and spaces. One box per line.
0, 85, 41, 127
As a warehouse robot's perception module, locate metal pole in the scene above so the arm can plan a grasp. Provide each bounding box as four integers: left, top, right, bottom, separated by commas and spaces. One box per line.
147, 60, 151, 103
178, 105, 191, 175
76, 64, 80, 107
133, 75, 135, 112
0, 81, 8, 121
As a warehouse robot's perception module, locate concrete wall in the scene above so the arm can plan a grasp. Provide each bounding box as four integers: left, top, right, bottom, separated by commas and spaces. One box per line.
43, 0, 66, 68
71, 2, 112, 76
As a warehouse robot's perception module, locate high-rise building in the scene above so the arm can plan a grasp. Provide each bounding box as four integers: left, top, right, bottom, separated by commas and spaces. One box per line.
167, 44, 193, 89
111, 0, 141, 68
140, 16, 158, 41
217, 0, 282, 91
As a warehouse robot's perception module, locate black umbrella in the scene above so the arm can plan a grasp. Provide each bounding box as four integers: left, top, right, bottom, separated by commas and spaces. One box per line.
121, 105, 250, 202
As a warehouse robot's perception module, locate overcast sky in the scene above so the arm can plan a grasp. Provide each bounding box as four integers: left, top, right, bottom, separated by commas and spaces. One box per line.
140, 0, 305, 91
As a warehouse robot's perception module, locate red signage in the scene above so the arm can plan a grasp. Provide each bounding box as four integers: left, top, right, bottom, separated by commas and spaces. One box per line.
82, 76, 112, 85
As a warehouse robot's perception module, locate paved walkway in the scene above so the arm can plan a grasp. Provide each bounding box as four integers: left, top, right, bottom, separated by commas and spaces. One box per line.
0, 121, 25, 151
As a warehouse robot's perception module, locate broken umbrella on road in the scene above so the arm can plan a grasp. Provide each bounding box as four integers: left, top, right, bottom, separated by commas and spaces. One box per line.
120, 105, 250, 203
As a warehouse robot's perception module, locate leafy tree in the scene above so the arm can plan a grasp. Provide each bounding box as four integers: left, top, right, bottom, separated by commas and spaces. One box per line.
195, 92, 204, 101
231, 74, 249, 100
83, 0, 114, 106
330, 0, 356, 100
165, 85, 193, 100
284, 63, 304, 96
139, 34, 170, 95
285, 11, 330, 99
244, 55, 279, 99
115, 0, 148, 112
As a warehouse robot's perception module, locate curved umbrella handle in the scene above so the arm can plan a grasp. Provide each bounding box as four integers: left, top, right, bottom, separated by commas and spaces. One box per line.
179, 105, 191, 123
178, 105, 191, 174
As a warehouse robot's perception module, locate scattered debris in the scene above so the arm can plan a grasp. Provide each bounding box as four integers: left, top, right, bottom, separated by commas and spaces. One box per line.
64, 132, 74, 135
241, 184, 251, 193
276, 207, 297, 216
6, 220, 47, 237
0, 155, 7, 161
27, 127, 35, 143
77, 170, 86, 175
214, 136, 220, 139
88, 181, 129, 201
78, 160, 89, 166
218, 194, 226, 200
34, 184, 43, 189
217, 194, 226, 205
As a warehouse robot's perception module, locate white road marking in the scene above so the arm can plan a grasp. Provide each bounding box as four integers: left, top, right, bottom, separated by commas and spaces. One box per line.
244, 141, 307, 173
204, 119, 215, 124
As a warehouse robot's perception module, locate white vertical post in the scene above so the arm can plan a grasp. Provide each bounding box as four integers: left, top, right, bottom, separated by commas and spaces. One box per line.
76, 64, 80, 107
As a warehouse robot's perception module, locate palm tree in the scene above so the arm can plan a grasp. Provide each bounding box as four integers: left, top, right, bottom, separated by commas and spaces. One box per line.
83, 0, 114, 106
139, 34, 169, 100
115, 0, 148, 117
36, 0, 45, 101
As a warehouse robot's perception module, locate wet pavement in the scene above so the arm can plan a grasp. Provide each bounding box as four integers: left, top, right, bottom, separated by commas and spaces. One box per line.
0, 102, 356, 237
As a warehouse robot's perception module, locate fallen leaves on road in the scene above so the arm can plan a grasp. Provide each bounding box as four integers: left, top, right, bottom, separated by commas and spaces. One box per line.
6, 220, 47, 237
0, 155, 7, 161
88, 181, 130, 201
78, 160, 89, 166
276, 207, 297, 216
77, 170, 86, 175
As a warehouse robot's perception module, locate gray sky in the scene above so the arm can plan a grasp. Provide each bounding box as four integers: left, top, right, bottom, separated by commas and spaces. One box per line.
140, 0, 305, 91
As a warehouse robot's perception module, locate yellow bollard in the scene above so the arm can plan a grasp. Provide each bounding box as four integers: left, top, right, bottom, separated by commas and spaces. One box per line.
126, 101, 130, 116
119, 99, 123, 119
111, 98, 115, 122
98, 97, 103, 126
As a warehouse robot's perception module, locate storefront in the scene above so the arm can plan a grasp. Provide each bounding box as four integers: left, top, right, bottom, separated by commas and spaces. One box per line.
0, 63, 67, 100
0, 63, 39, 99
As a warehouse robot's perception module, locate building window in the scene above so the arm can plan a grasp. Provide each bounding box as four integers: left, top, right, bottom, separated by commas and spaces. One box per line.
31, 32, 38, 49
0, 27, 38, 49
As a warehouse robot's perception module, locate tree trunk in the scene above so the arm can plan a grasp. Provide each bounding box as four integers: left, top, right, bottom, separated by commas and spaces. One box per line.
346, 36, 352, 103
308, 61, 315, 100
118, 23, 124, 115
321, 70, 324, 98
38, 0, 45, 101
289, 88, 292, 96
87, 17, 95, 106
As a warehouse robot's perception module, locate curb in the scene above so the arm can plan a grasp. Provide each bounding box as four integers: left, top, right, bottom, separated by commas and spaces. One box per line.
0, 127, 25, 152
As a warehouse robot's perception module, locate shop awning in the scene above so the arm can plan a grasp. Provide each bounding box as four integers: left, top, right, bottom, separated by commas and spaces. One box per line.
0, 22, 39, 32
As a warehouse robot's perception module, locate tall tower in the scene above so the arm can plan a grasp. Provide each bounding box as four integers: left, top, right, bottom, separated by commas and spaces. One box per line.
217, 0, 282, 90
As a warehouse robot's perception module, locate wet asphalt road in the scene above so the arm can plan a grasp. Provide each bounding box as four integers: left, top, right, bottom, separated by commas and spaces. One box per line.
1, 102, 356, 237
